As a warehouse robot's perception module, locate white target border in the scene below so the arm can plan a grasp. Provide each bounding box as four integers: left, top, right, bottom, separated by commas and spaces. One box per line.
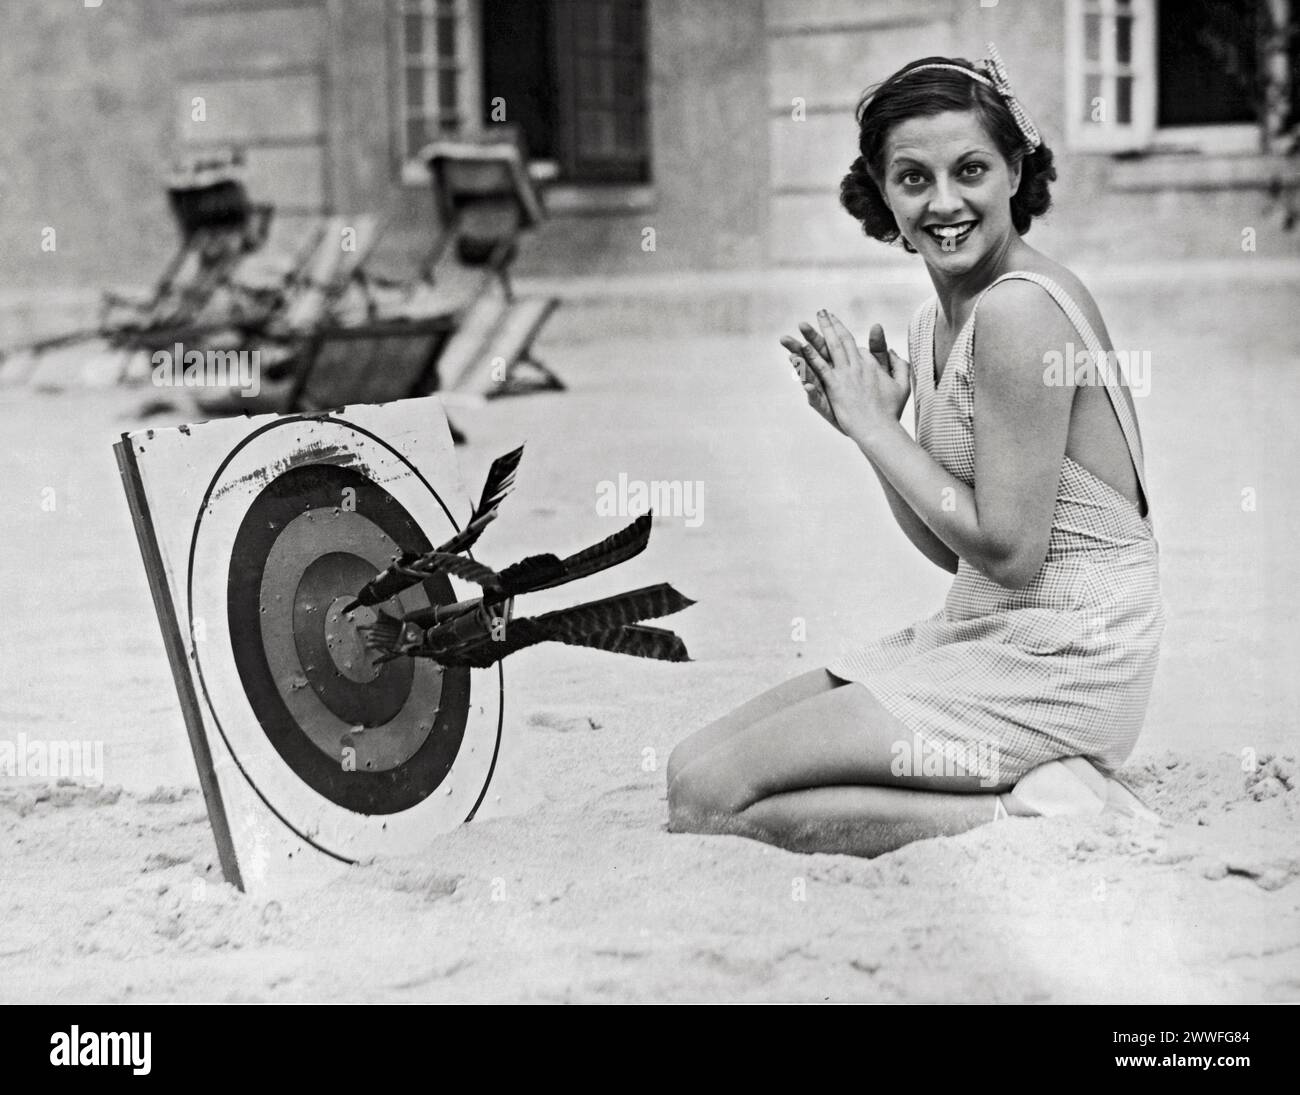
190, 415, 503, 862
116, 399, 504, 890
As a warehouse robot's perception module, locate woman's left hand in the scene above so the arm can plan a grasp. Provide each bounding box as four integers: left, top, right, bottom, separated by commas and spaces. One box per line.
784, 311, 910, 445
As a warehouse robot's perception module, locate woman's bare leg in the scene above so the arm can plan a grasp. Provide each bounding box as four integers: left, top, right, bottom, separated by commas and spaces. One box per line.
730, 785, 997, 858
665, 669, 840, 788
669, 679, 1013, 857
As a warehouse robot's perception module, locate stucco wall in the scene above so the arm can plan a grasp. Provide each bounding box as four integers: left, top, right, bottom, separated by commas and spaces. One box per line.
1, 0, 1295, 312
0, 0, 177, 292
771, 0, 1300, 268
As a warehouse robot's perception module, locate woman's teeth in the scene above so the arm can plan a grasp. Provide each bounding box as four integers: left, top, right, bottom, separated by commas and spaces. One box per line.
925, 221, 976, 245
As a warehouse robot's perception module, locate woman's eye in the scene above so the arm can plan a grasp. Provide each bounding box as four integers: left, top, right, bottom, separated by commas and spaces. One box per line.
960, 162, 988, 178
900, 172, 926, 187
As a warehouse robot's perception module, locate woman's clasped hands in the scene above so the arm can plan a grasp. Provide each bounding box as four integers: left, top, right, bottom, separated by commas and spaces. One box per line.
778, 311, 910, 445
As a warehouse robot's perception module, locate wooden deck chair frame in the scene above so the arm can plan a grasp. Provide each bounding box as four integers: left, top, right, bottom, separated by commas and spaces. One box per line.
420, 134, 564, 397
121, 213, 382, 356
287, 313, 459, 413
106, 175, 273, 334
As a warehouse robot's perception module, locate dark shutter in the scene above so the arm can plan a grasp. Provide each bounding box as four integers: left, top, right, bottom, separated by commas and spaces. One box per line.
1156, 0, 1258, 127
552, 0, 649, 183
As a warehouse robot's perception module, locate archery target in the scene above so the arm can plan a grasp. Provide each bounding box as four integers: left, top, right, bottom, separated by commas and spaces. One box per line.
116, 401, 504, 887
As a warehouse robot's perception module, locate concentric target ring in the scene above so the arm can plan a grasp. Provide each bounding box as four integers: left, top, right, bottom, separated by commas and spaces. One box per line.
186, 415, 504, 862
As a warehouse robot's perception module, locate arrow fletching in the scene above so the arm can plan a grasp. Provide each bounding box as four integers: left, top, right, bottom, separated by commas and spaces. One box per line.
527, 514, 654, 592
436, 444, 524, 555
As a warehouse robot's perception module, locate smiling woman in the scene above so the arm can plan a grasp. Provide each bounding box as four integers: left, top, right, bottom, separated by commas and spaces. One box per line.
839, 49, 1055, 275
667, 44, 1166, 858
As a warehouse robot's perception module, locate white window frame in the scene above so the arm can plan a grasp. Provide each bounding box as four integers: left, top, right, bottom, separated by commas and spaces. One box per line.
395, 0, 483, 186
1065, 0, 1156, 152
1066, 0, 1271, 156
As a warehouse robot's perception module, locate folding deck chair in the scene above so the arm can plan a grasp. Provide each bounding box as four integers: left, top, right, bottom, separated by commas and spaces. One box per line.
105, 149, 272, 340
416, 127, 564, 399
190, 214, 394, 415
251, 130, 561, 423
0, 149, 272, 387
290, 313, 459, 412
182, 131, 560, 426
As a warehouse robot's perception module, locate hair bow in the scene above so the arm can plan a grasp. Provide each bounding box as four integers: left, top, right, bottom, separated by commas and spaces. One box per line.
978, 44, 1041, 153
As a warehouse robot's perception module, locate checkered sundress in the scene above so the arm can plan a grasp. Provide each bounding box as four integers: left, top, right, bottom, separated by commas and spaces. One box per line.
826, 271, 1166, 781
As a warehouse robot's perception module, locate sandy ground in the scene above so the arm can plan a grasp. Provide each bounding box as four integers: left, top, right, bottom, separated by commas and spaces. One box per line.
1, 274, 1298, 1002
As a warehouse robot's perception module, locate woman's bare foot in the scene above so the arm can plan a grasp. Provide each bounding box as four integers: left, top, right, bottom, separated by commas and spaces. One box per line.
992, 757, 1161, 824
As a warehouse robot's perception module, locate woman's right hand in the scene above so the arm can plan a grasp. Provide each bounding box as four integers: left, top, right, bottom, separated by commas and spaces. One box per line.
779, 320, 911, 435
781, 322, 843, 433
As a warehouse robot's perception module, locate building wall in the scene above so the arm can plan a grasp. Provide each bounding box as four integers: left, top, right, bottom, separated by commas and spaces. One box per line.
0, 0, 338, 298
512, 0, 771, 276
0, 0, 177, 292
763, 0, 1300, 267
765, 0, 957, 268
1, 0, 1296, 316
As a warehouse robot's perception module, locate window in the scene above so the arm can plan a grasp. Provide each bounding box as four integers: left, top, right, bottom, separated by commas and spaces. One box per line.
480, 0, 650, 185
1157, 0, 1258, 126
1066, 0, 1156, 151
395, 0, 650, 190
551, 0, 649, 183
396, 0, 481, 164
1151, 0, 1268, 153
1066, 0, 1297, 154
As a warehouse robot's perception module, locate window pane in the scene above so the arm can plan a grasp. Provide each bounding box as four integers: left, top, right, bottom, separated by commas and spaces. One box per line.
1085, 14, 1101, 63
405, 13, 425, 57
1084, 73, 1103, 123
1116, 75, 1132, 124
613, 2, 640, 44
1156, 0, 1257, 126
1116, 16, 1132, 65
614, 65, 636, 100
439, 69, 458, 112
617, 112, 642, 152
552, 0, 650, 182
576, 109, 615, 155
406, 117, 427, 155
405, 66, 424, 109
594, 2, 614, 47
437, 15, 457, 59
575, 1, 596, 45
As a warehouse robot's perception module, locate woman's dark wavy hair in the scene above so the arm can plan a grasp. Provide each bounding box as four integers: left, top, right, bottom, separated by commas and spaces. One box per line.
840, 56, 1056, 253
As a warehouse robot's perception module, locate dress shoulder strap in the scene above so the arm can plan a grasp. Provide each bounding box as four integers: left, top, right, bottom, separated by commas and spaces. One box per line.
905, 298, 934, 433
961, 270, 1151, 514
906, 298, 932, 381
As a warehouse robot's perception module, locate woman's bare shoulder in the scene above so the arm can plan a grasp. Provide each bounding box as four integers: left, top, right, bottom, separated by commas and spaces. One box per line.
1007, 253, 1112, 343
1009, 252, 1091, 301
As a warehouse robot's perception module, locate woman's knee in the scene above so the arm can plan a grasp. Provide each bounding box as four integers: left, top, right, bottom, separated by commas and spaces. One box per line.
665, 739, 690, 790
668, 755, 755, 832
668, 766, 741, 833
666, 761, 708, 831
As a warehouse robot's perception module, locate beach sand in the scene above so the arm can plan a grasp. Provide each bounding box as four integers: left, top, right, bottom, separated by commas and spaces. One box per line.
1, 278, 1297, 1002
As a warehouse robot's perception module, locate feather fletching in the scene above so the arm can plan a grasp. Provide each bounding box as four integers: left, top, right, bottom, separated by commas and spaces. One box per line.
529, 514, 653, 592
436, 444, 524, 555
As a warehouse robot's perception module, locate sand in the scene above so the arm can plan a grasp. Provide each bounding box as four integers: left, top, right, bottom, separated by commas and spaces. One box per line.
1, 277, 1298, 1002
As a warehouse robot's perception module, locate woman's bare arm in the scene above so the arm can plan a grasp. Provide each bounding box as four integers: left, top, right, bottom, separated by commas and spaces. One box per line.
870, 461, 960, 573
810, 285, 1077, 589
783, 321, 958, 573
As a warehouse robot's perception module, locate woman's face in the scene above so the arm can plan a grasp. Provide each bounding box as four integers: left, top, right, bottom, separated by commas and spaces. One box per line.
878, 110, 1021, 275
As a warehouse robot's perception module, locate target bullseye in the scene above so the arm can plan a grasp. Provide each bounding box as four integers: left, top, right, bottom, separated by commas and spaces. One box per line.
325, 597, 381, 684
